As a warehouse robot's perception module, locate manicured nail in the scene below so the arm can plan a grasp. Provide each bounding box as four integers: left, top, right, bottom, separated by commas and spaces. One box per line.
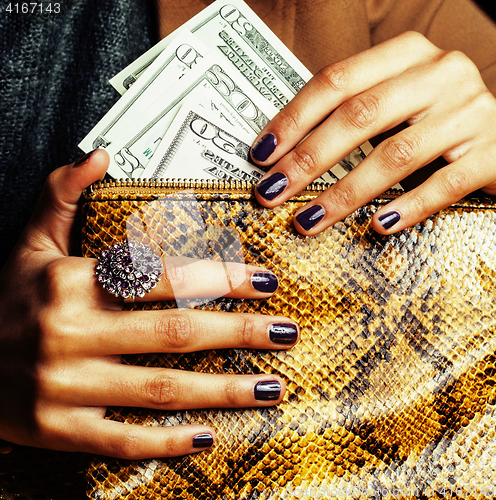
73, 149, 97, 168
256, 172, 288, 201
295, 205, 325, 231
254, 380, 281, 401
252, 133, 277, 162
269, 323, 298, 344
251, 272, 278, 293
378, 211, 401, 230
192, 433, 214, 448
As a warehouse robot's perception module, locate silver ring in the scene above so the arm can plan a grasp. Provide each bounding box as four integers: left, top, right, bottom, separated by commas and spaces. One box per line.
95, 241, 162, 299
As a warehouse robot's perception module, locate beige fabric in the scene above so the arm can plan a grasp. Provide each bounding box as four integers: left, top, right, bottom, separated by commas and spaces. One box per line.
368, 0, 496, 93
157, 0, 496, 93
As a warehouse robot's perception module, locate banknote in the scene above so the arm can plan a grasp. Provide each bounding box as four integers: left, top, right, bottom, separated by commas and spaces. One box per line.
144, 95, 380, 186
98, 0, 383, 187
104, 52, 279, 178
109, 41, 175, 96
316, 141, 402, 190
142, 100, 266, 181
78, 31, 208, 157
109, 0, 312, 111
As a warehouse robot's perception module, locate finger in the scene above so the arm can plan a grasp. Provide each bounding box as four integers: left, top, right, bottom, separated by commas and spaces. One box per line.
89, 420, 215, 459
372, 152, 495, 234
74, 253, 280, 308
291, 97, 483, 235
60, 309, 299, 356
53, 363, 286, 411
254, 48, 485, 209
141, 257, 280, 302
27, 149, 109, 255
250, 31, 439, 166
45, 406, 216, 459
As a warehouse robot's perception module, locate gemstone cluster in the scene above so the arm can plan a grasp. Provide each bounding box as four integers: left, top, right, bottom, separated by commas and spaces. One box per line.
95, 241, 162, 299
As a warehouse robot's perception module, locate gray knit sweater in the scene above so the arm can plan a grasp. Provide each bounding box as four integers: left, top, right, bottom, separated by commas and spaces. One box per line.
0, 0, 157, 265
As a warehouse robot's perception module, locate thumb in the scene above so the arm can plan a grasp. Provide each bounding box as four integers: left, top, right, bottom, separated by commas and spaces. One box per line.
27, 149, 110, 255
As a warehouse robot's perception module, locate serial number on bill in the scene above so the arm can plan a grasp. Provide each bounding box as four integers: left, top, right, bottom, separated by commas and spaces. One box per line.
6, 3, 61, 13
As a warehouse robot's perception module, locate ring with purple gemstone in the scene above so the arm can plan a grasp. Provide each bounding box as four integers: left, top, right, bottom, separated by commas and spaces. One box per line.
95, 241, 162, 299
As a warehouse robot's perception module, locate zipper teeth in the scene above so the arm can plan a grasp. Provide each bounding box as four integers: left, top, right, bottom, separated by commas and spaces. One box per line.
89, 178, 333, 193
89, 178, 403, 196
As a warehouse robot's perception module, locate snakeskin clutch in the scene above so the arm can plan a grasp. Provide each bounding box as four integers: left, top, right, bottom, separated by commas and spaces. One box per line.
82, 180, 496, 500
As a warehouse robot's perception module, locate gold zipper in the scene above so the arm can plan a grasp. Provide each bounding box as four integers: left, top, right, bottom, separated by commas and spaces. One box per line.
87, 178, 403, 199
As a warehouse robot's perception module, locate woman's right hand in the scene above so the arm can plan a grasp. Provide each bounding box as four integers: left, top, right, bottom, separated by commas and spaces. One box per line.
0, 149, 298, 459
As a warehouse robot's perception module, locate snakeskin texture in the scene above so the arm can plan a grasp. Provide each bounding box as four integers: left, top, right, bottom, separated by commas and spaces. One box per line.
82, 181, 496, 500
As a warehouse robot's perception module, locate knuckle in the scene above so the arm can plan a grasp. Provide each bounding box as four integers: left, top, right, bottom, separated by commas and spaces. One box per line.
330, 183, 357, 211
35, 299, 74, 356
160, 434, 180, 457
315, 61, 350, 94
156, 312, 194, 350
408, 191, 430, 218
439, 168, 470, 199
439, 50, 479, 80
37, 314, 68, 356
399, 30, 431, 49
276, 106, 305, 136
42, 259, 71, 302
236, 315, 255, 348
31, 365, 63, 407
223, 263, 247, 293
380, 135, 419, 174
112, 428, 179, 459
224, 378, 243, 406
473, 89, 496, 114
142, 372, 179, 408
36, 308, 56, 340
340, 93, 379, 131
163, 259, 190, 295
112, 428, 143, 459
290, 145, 320, 178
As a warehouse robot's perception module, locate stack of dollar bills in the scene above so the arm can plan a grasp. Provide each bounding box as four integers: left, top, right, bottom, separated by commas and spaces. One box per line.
79, 0, 374, 184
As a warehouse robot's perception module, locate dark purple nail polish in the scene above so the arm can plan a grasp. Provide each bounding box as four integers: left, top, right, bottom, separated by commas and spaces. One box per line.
251, 272, 278, 293
256, 172, 288, 201
254, 380, 281, 401
252, 133, 277, 162
295, 205, 326, 231
73, 149, 97, 168
192, 433, 214, 448
269, 323, 298, 344
378, 211, 401, 230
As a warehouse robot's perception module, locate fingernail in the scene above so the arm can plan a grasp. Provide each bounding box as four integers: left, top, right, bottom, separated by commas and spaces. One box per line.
192, 433, 214, 448
295, 205, 326, 231
256, 172, 288, 201
251, 272, 278, 293
254, 380, 281, 401
252, 133, 277, 162
73, 149, 97, 168
269, 323, 298, 344
378, 211, 401, 230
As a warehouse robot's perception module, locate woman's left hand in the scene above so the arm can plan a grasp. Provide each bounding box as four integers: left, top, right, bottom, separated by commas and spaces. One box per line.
251, 31, 496, 235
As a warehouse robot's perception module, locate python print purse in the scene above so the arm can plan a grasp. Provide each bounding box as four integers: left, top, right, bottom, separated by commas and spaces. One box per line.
82, 179, 496, 500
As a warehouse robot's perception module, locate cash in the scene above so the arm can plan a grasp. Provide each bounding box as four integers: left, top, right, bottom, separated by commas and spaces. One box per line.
79, 0, 381, 186
142, 97, 267, 182
79, 31, 208, 156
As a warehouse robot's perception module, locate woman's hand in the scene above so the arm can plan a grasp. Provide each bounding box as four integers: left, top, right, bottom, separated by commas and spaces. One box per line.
251, 31, 496, 234
0, 150, 298, 459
